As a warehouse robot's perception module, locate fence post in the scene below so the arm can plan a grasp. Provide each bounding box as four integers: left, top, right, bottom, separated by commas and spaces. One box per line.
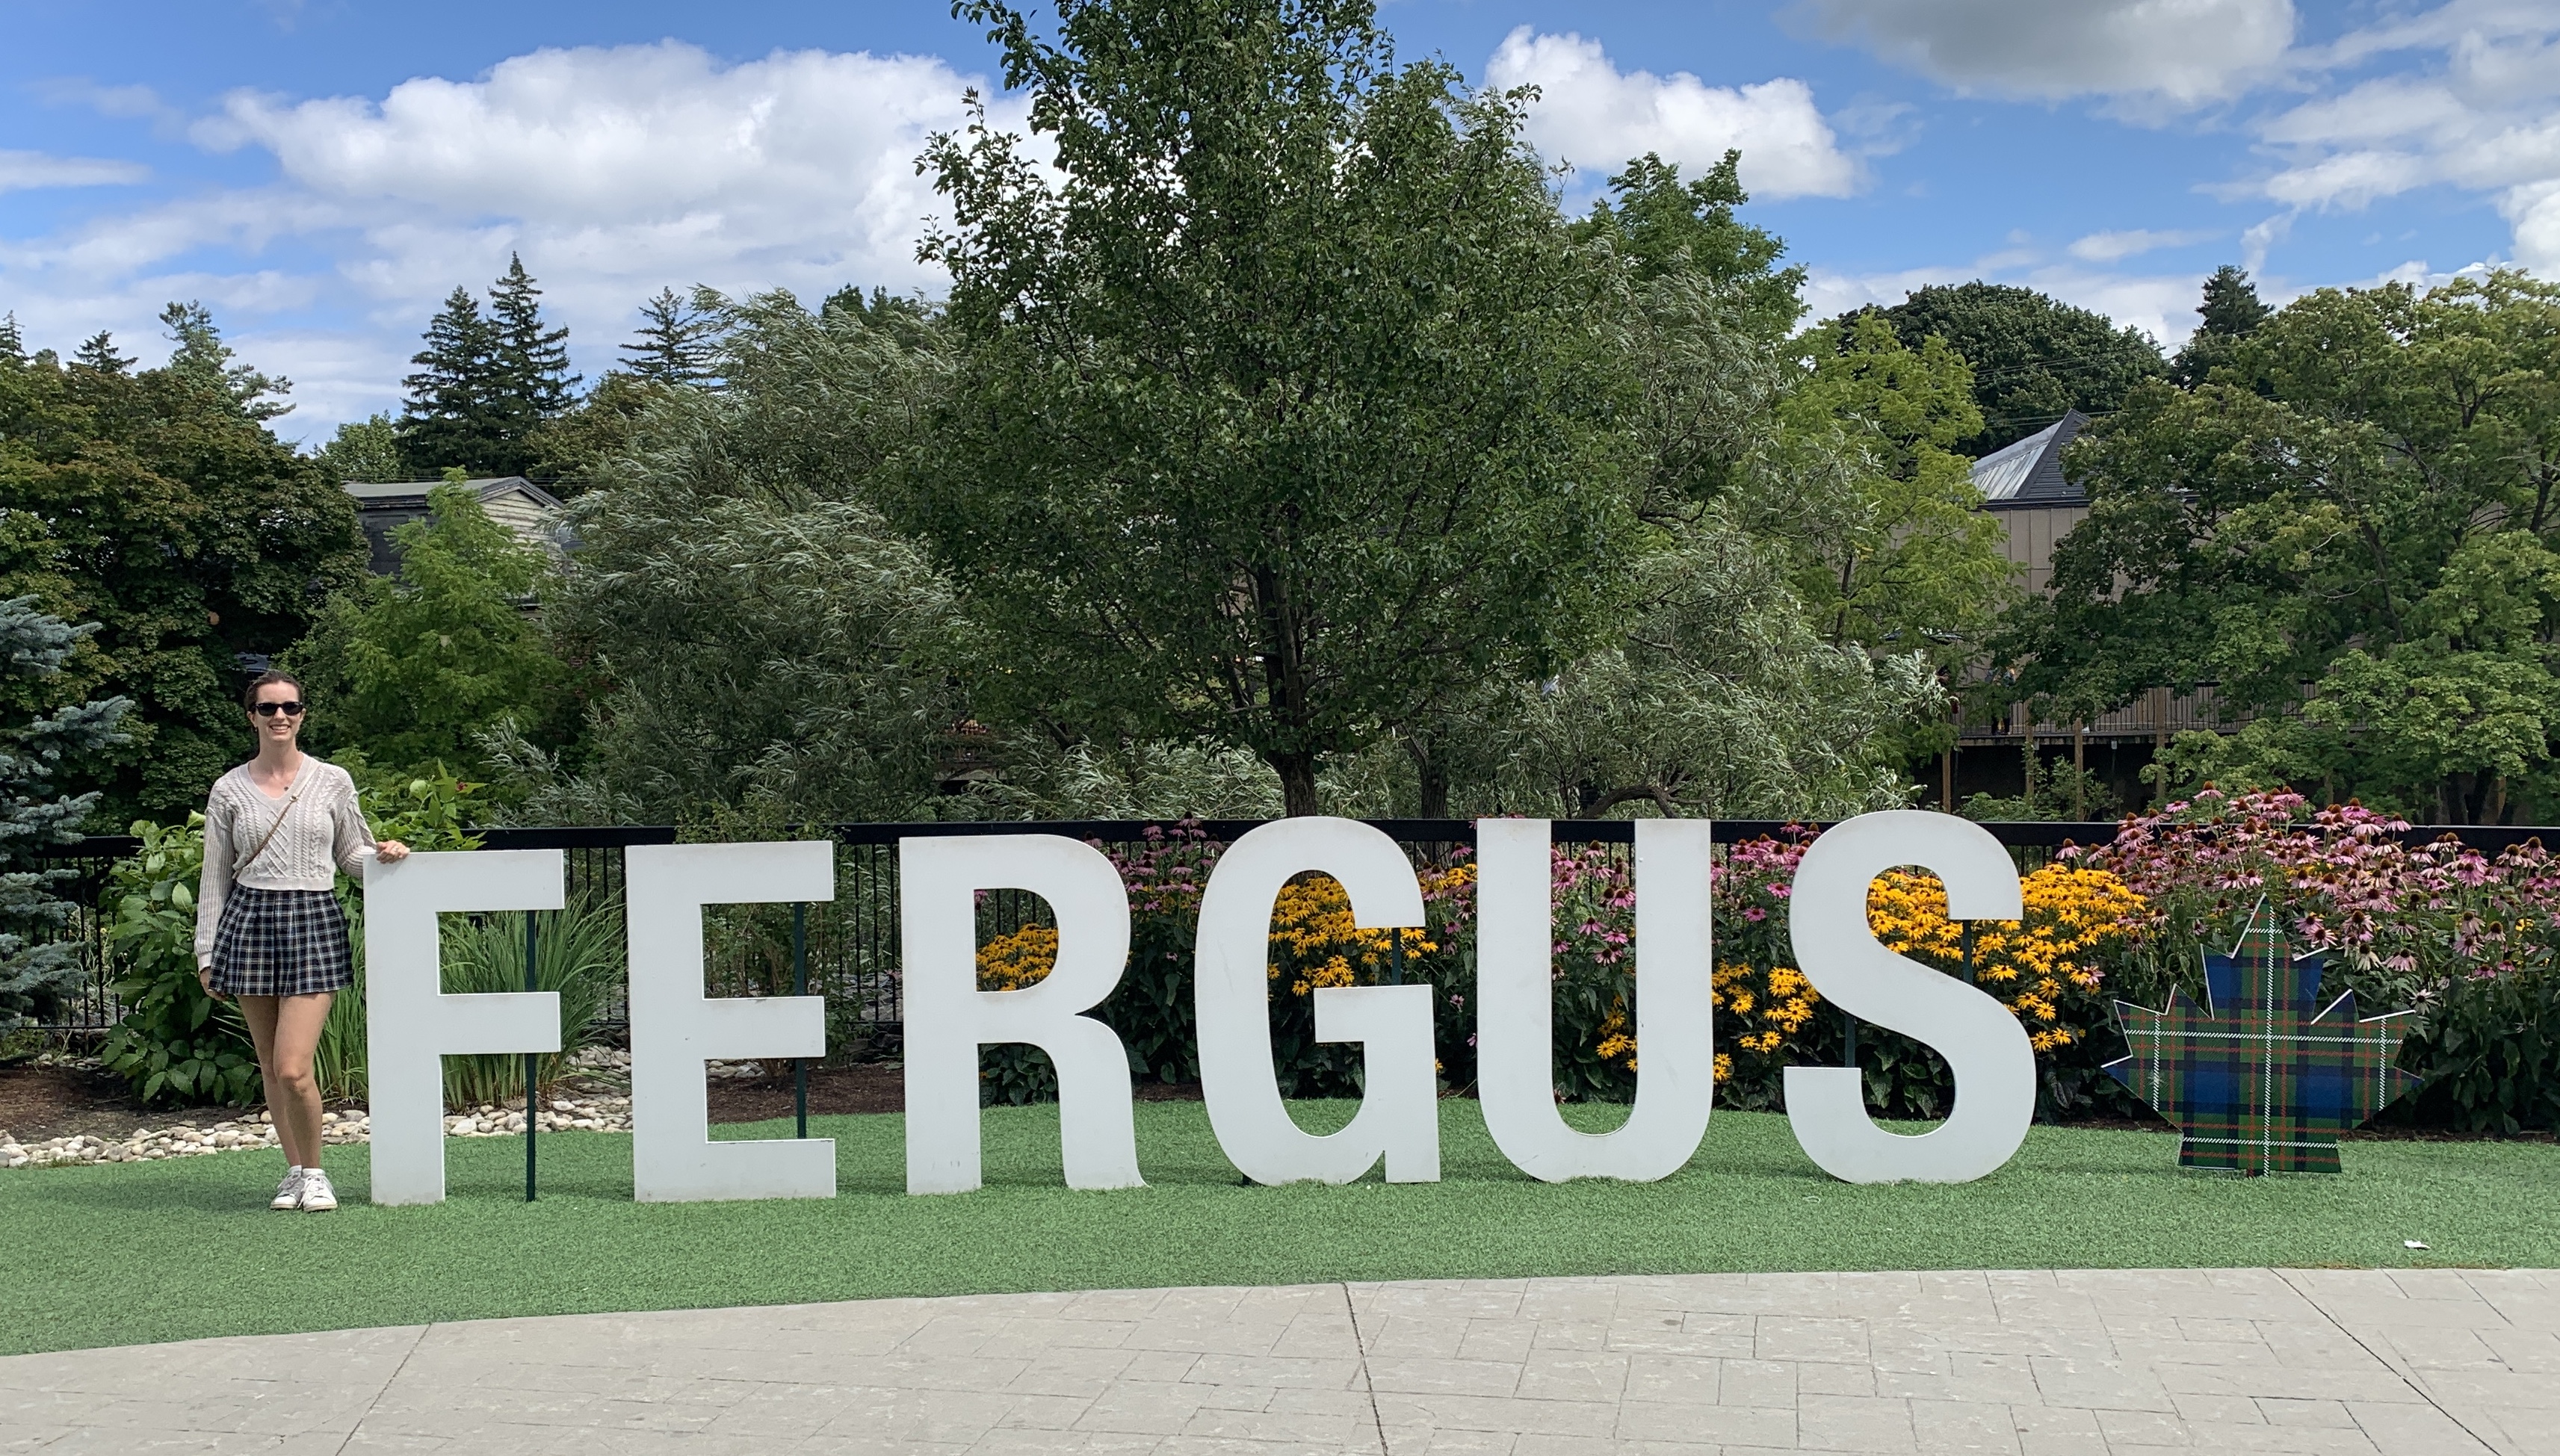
793, 902, 808, 1141
523, 909, 539, 1203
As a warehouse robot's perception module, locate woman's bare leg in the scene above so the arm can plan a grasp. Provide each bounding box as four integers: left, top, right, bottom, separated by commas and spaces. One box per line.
238, 995, 299, 1167
241, 993, 333, 1168
268, 993, 334, 1168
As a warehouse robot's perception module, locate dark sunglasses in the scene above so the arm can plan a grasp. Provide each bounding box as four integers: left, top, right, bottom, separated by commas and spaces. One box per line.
250, 701, 306, 718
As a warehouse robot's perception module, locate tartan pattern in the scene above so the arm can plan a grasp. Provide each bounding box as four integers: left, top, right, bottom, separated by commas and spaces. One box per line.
2106, 898, 2419, 1174
208, 885, 353, 997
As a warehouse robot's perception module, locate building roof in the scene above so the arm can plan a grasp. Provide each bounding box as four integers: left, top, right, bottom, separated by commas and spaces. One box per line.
1969, 409, 2090, 509
341, 476, 567, 574
342, 476, 566, 510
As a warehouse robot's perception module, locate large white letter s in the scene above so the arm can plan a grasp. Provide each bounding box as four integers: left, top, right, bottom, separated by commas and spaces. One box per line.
1784, 811, 2035, 1183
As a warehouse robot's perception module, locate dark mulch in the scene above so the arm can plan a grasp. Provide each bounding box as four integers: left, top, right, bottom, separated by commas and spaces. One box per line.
0, 1062, 245, 1143
702, 1065, 1203, 1123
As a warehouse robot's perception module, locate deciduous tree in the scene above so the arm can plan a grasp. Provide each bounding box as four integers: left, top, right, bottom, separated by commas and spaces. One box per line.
287, 481, 571, 778
0, 311, 366, 819
2000, 270, 2560, 821
907, 0, 1642, 816
1864, 281, 2165, 454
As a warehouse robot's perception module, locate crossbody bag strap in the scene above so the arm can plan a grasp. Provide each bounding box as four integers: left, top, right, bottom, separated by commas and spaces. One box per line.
234, 779, 308, 875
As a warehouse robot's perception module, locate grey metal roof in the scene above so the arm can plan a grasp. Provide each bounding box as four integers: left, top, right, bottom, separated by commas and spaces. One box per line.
341, 475, 565, 510
1969, 409, 2089, 508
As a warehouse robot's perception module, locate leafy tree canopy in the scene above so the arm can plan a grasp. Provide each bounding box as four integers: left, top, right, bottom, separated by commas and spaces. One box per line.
1780, 311, 2013, 669
1997, 269, 2560, 822
1862, 280, 2165, 454
0, 309, 367, 820
513, 289, 971, 826
906, 0, 1644, 815
286, 479, 573, 781
312, 413, 404, 484
1573, 151, 1803, 337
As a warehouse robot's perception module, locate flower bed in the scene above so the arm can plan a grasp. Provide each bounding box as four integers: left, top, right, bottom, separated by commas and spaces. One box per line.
967, 805, 2559, 1133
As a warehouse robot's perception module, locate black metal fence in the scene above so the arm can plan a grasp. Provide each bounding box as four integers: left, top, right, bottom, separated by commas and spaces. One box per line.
26, 817, 2555, 1045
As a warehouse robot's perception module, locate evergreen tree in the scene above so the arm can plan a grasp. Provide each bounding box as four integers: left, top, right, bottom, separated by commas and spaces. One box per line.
2169, 264, 2272, 387
401, 258, 578, 477
397, 285, 506, 476
72, 331, 133, 376
0, 597, 132, 1029
620, 286, 722, 387
159, 301, 292, 421
0, 314, 22, 364
488, 254, 578, 426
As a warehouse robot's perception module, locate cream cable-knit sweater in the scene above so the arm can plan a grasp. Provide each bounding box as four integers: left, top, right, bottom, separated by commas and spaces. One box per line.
193, 758, 377, 969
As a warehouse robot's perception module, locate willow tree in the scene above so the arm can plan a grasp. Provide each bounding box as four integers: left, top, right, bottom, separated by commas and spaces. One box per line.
906, 0, 1640, 815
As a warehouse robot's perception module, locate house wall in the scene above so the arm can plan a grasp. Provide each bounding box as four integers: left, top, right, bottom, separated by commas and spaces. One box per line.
479, 491, 557, 544
1988, 504, 2088, 595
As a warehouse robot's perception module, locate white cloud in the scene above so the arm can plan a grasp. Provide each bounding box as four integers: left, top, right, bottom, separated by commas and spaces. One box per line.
1485, 28, 1858, 198
2067, 228, 2219, 262
1807, 238, 2245, 349
2244, 13, 2560, 271
1, 40, 1007, 435
191, 42, 995, 306
1800, 264, 1974, 323
0, 149, 149, 193
1786, 0, 2295, 106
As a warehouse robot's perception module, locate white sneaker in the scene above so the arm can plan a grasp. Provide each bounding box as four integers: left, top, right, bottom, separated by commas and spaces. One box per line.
298, 1168, 338, 1212
270, 1167, 304, 1211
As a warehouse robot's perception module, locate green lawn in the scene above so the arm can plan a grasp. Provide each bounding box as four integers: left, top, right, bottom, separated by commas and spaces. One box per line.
3, 1101, 2551, 1357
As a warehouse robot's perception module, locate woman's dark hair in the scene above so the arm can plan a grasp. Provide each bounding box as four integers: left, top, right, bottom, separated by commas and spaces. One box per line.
241, 669, 306, 712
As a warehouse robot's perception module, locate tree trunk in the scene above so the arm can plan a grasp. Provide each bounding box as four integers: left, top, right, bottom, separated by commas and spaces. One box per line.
1403, 735, 1450, 820
1276, 752, 1321, 817
1417, 757, 1449, 820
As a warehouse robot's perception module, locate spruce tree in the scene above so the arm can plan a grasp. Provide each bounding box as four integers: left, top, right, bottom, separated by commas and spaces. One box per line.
488, 255, 578, 429
620, 286, 722, 387
72, 331, 134, 375
397, 285, 506, 476
2170, 264, 2272, 387
0, 598, 132, 1029
0, 313, 22, 364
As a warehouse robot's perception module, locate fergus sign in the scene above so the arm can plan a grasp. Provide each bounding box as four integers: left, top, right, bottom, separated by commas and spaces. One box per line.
363, 811, 2035, 1206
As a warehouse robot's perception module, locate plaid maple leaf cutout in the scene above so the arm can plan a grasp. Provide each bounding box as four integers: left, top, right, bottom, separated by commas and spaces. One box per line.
2106, 898, 2421, 1174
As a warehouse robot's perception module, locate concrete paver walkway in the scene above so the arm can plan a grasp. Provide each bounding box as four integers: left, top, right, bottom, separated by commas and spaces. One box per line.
3, 1268, 2553, 1455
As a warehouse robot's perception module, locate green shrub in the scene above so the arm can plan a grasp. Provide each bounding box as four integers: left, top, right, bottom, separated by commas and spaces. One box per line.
2393, 967, 2560, 1133
97, 817, 259, 1105
97, 784, 613, 1112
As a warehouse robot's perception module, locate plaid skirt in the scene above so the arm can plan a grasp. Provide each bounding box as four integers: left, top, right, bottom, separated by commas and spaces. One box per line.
209, 886, 353, 997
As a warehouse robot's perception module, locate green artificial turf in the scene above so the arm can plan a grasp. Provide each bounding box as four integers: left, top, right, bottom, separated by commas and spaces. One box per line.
3, 1101, 2551, 1356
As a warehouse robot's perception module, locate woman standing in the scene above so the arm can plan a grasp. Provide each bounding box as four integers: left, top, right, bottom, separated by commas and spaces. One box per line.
196, 671, 409, 1212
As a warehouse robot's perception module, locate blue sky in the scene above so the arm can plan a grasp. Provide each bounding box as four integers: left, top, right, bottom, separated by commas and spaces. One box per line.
5, 0, 2556, 446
